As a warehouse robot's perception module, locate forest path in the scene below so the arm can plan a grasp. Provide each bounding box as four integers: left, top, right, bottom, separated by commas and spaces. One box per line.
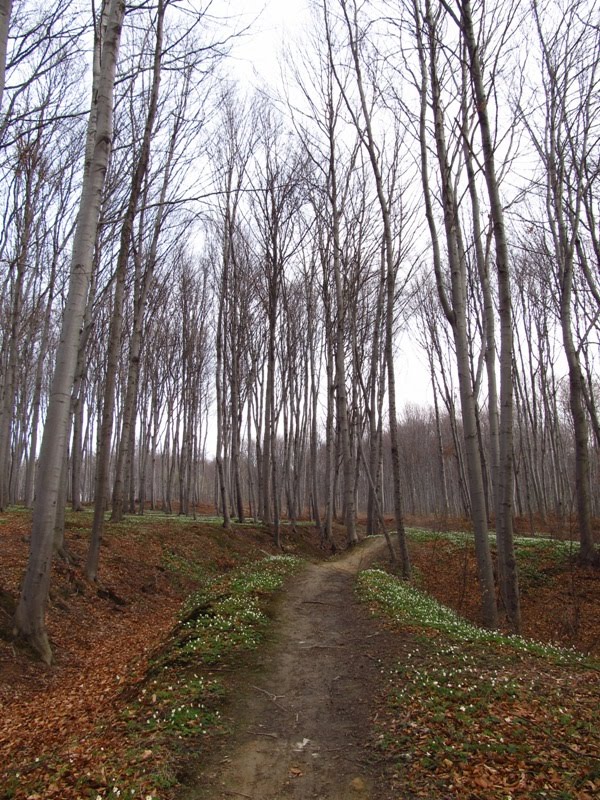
185, 536, 399, 800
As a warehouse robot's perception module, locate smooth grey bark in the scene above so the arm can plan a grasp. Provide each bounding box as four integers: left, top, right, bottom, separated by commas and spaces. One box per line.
215, 277, 231, 528
87, 0, 164, 581
359, 438, 398, 565
456, 0, 520, 631
339, 0, 409, 570
366, 253, 386, 536
14, 0, 125, 663
24, 265, 54, 507
322, 250, 335, 545
246, 388, 256, 520
69, 264, 97, 513
460, 69, 499, 518
424, 337, 450, 522
0, 0, 12, 111
307, 270, 322, 535
414, 0, 497, 626
557, 248, 597, 564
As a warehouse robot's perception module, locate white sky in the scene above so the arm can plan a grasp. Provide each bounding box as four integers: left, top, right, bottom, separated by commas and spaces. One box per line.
227, 1, 311, 87
218, 0, 435, 412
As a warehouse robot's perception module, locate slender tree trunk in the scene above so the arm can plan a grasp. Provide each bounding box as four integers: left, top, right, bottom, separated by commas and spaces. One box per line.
459, 0, 520, 630
25, 261, 58, 508
429, 352, 450, 522
262, 270, 277, 533
14, 0, 125, 663
87, 0, 164, 581
0, 148, 35, 510
0, 0, 12, 112
561, 266, 597, 563
112, 122, 176, 521
330, 145, 357, 548
366, 255, 385, 536
70, 267, 98, 514
324, 305, 335, 545
308, 299, 322, 534
415, 0, 497, 626
340, 0, 408, 567
215, 284, 231, 528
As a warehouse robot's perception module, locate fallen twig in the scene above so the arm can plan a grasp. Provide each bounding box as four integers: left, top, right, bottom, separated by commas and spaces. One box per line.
250, 684, 290, 712
301, 600, 343, 606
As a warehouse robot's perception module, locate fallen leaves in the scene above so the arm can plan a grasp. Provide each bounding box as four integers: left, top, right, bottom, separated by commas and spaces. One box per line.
2, 512, 599, 800
365, 567, 600, 800
0, 509, 291, 800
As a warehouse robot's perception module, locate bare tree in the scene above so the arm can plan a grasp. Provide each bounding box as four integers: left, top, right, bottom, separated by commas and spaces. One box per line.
249, 105, 305, 546
14, 0, 125, 663
0, 0, 11, 111
521, 0, 600, 564
86, 0, 165, 581
337, 0, 412, 574
411, 0, 498, 626
449, 0, 521, 630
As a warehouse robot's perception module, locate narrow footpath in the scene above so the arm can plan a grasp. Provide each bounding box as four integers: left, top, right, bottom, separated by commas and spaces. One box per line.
186, 537, 399, 800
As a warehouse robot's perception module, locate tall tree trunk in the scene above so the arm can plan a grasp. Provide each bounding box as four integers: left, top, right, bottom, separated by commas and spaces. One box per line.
561, 263, 596, 563
429, 350, 450, 522
87, 0, 164, 581
112, 116, 177, 521
366, 254, 385, 536
339, 0, 408, 567
0, 144, 36, 510
323, 299, 335, 545
529, 0, 599, 566
14, 0, 125, 663
25, 259, 58, 508
415, 0, 497, 627
308, 292, 322, 535
262, 302, 275, 529
459, 0, 520, 630
215, 284, 231, 529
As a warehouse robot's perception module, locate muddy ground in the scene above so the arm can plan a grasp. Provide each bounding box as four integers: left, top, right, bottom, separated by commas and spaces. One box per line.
184, 538, 399, 800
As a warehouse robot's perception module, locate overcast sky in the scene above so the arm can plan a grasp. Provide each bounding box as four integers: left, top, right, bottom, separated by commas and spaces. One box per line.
225, 0, 311, 88
217, 0, 434, 410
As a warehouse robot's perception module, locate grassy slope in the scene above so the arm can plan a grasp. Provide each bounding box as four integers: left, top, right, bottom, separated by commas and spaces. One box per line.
358, 530, 600, 800
0, 509, 321, 800
1, 513, 599, 799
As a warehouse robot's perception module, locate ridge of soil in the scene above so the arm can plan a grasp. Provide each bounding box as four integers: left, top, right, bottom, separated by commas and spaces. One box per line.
184, 537, 398, 800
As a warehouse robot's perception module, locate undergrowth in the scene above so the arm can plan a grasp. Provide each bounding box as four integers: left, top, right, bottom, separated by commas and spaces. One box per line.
108, 554, 304, 798
2, 553, 304, 800
357, 568, 600, 800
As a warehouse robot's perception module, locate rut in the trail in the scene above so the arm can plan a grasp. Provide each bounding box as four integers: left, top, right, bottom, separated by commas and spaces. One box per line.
187, 537, 395, 800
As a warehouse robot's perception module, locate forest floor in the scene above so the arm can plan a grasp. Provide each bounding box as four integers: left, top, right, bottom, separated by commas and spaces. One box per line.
181, 536, 397, 800
0, 508, 599, 800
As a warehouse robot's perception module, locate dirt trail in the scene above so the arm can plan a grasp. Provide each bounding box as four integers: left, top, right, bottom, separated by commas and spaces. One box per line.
187, 537, 397, 800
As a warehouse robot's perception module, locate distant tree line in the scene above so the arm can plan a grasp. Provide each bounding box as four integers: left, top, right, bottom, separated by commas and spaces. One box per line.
0, 0, 597, 661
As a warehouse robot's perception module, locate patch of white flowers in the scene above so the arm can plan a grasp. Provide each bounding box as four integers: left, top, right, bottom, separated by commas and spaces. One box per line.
177, 555, 304, 662
357, 568, 590, 666
407, 526, 578, 555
